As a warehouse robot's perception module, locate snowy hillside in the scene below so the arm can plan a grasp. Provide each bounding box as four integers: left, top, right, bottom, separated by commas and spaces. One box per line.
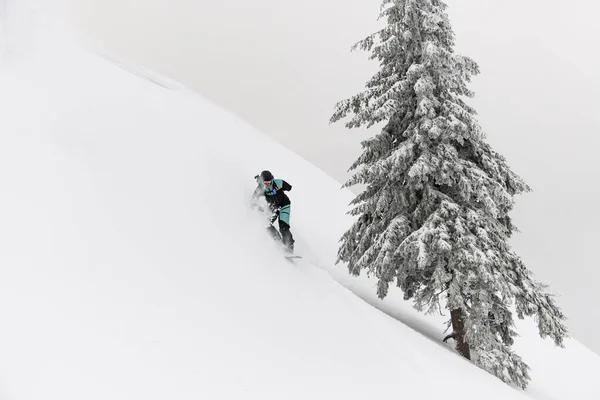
1, 9, 599, 400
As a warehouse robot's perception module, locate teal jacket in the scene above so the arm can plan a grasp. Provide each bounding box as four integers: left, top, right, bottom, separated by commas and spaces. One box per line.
252, 176, 292, 210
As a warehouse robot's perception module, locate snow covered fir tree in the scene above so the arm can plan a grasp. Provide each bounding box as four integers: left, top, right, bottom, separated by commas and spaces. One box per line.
330, 0, 568, 389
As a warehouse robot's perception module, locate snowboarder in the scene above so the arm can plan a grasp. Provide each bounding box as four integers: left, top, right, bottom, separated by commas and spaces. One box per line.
251, 170, 295, 253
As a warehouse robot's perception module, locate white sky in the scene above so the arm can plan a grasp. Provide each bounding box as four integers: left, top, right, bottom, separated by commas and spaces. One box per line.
69, 0, 600, 353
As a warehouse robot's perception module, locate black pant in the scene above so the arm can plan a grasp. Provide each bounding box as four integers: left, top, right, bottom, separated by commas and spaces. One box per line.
278, 220, 294, 251
266, 220, 294, 252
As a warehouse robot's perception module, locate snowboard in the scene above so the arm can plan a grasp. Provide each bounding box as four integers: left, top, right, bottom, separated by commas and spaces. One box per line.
284, 254, 302, 264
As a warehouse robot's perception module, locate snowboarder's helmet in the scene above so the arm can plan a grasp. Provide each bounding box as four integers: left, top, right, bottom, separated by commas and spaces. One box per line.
260, 170, 274, 182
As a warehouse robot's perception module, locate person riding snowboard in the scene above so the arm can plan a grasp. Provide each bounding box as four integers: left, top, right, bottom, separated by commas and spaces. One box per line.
251, 170, 295, 253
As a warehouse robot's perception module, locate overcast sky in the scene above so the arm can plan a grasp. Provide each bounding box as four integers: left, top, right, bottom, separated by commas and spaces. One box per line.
68, 0, 600, 354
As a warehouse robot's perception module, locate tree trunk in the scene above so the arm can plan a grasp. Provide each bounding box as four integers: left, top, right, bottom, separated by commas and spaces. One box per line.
450, 308, 471, 360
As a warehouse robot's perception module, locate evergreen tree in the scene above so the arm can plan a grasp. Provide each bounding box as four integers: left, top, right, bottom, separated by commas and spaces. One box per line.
330, 0, 568, 389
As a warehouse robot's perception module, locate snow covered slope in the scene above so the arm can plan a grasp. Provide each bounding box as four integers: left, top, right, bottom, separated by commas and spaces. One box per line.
0, 10, 598, 400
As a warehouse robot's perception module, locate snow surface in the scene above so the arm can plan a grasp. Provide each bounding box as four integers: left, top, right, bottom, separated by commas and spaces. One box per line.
0, 7, 599, 400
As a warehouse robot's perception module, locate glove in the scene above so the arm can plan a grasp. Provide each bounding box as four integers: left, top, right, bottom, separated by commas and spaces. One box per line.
270, 209, 280, 223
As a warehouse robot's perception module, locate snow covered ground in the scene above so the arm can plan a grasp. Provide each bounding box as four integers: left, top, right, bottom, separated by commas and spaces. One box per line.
0, 5, 598, 400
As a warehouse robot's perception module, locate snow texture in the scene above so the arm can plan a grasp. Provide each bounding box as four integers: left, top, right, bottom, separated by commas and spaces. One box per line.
0, 3, 598, 400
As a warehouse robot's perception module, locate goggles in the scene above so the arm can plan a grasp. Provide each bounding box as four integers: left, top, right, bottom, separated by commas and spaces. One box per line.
263, 180, 272, 186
